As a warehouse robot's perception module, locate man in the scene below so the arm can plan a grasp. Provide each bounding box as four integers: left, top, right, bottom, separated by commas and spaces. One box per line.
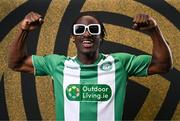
8, 12, 172, 121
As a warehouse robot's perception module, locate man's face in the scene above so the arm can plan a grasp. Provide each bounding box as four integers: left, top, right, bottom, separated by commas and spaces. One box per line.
72, 16, 102, 55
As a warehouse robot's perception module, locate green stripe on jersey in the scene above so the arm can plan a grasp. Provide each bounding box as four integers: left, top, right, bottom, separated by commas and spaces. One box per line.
114, 59, 127, 121
80, 65, 98, 121
53, 59, 66, 121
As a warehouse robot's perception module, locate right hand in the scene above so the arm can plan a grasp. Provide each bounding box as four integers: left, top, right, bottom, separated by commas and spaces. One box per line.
20, 12, 44, 31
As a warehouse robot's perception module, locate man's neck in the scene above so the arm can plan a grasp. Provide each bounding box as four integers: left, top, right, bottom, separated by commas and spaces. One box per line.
77, 52, 99, 65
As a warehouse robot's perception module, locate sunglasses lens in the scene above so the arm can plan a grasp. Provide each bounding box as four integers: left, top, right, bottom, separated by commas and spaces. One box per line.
75, 25, 85, 34
89, 25, 100, 34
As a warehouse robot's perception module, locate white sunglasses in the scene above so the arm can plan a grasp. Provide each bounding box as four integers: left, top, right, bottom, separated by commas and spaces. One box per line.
73, 24, 101, 35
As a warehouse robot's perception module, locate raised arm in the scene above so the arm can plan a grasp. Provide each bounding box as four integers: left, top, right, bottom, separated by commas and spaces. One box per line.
132, 13, 173, 75
8, 12, 43, 73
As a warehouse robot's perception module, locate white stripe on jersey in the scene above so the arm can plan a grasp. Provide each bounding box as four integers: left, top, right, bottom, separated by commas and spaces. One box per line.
97, 55, 115, 121
63, 59, 80, 121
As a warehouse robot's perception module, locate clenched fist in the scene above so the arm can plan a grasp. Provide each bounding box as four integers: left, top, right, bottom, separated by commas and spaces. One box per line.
20, 12, 44, 31
132, 13, 157, 31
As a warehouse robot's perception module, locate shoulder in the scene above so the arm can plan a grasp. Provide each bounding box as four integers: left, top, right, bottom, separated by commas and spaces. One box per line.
110, 52, 135, 60
110, 52, 151, 65
110, 52, 151, 60
43, 54, 66, 59
32, 54, 67, 65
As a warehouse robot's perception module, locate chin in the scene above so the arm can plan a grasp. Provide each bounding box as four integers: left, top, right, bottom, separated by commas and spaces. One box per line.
81, 49, 96, 55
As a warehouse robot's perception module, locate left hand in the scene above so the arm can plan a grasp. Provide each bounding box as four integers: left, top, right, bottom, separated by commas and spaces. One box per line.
132, 13, 157, 31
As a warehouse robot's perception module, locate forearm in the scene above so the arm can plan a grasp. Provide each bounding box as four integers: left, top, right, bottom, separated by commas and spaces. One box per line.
150, 26, 173, 72
8, 29, 29, 69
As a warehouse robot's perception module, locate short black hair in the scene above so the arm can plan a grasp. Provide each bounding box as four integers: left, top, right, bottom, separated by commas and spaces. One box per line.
71, 12, 106, 38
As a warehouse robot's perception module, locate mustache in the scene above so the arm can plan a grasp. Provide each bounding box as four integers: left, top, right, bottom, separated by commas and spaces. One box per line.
80, 36, 94, 41
80, 36, 98, 40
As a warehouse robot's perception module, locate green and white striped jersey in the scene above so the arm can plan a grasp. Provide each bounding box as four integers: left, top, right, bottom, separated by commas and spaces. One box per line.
32, 53, 151, 121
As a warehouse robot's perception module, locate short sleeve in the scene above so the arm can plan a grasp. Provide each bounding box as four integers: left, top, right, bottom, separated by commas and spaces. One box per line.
112, 53, 152, 76
32, 54, 66, 76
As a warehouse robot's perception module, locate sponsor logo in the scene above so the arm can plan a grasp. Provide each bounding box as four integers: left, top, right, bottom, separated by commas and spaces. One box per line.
67, 85, 80, 99
65, 65, 79, 70
66, 84, 112, 101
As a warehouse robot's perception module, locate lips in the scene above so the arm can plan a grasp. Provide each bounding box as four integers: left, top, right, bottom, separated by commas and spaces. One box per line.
81, 39, 94, 48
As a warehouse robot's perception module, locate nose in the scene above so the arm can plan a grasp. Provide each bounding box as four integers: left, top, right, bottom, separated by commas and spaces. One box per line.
83, 29, 91, 37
